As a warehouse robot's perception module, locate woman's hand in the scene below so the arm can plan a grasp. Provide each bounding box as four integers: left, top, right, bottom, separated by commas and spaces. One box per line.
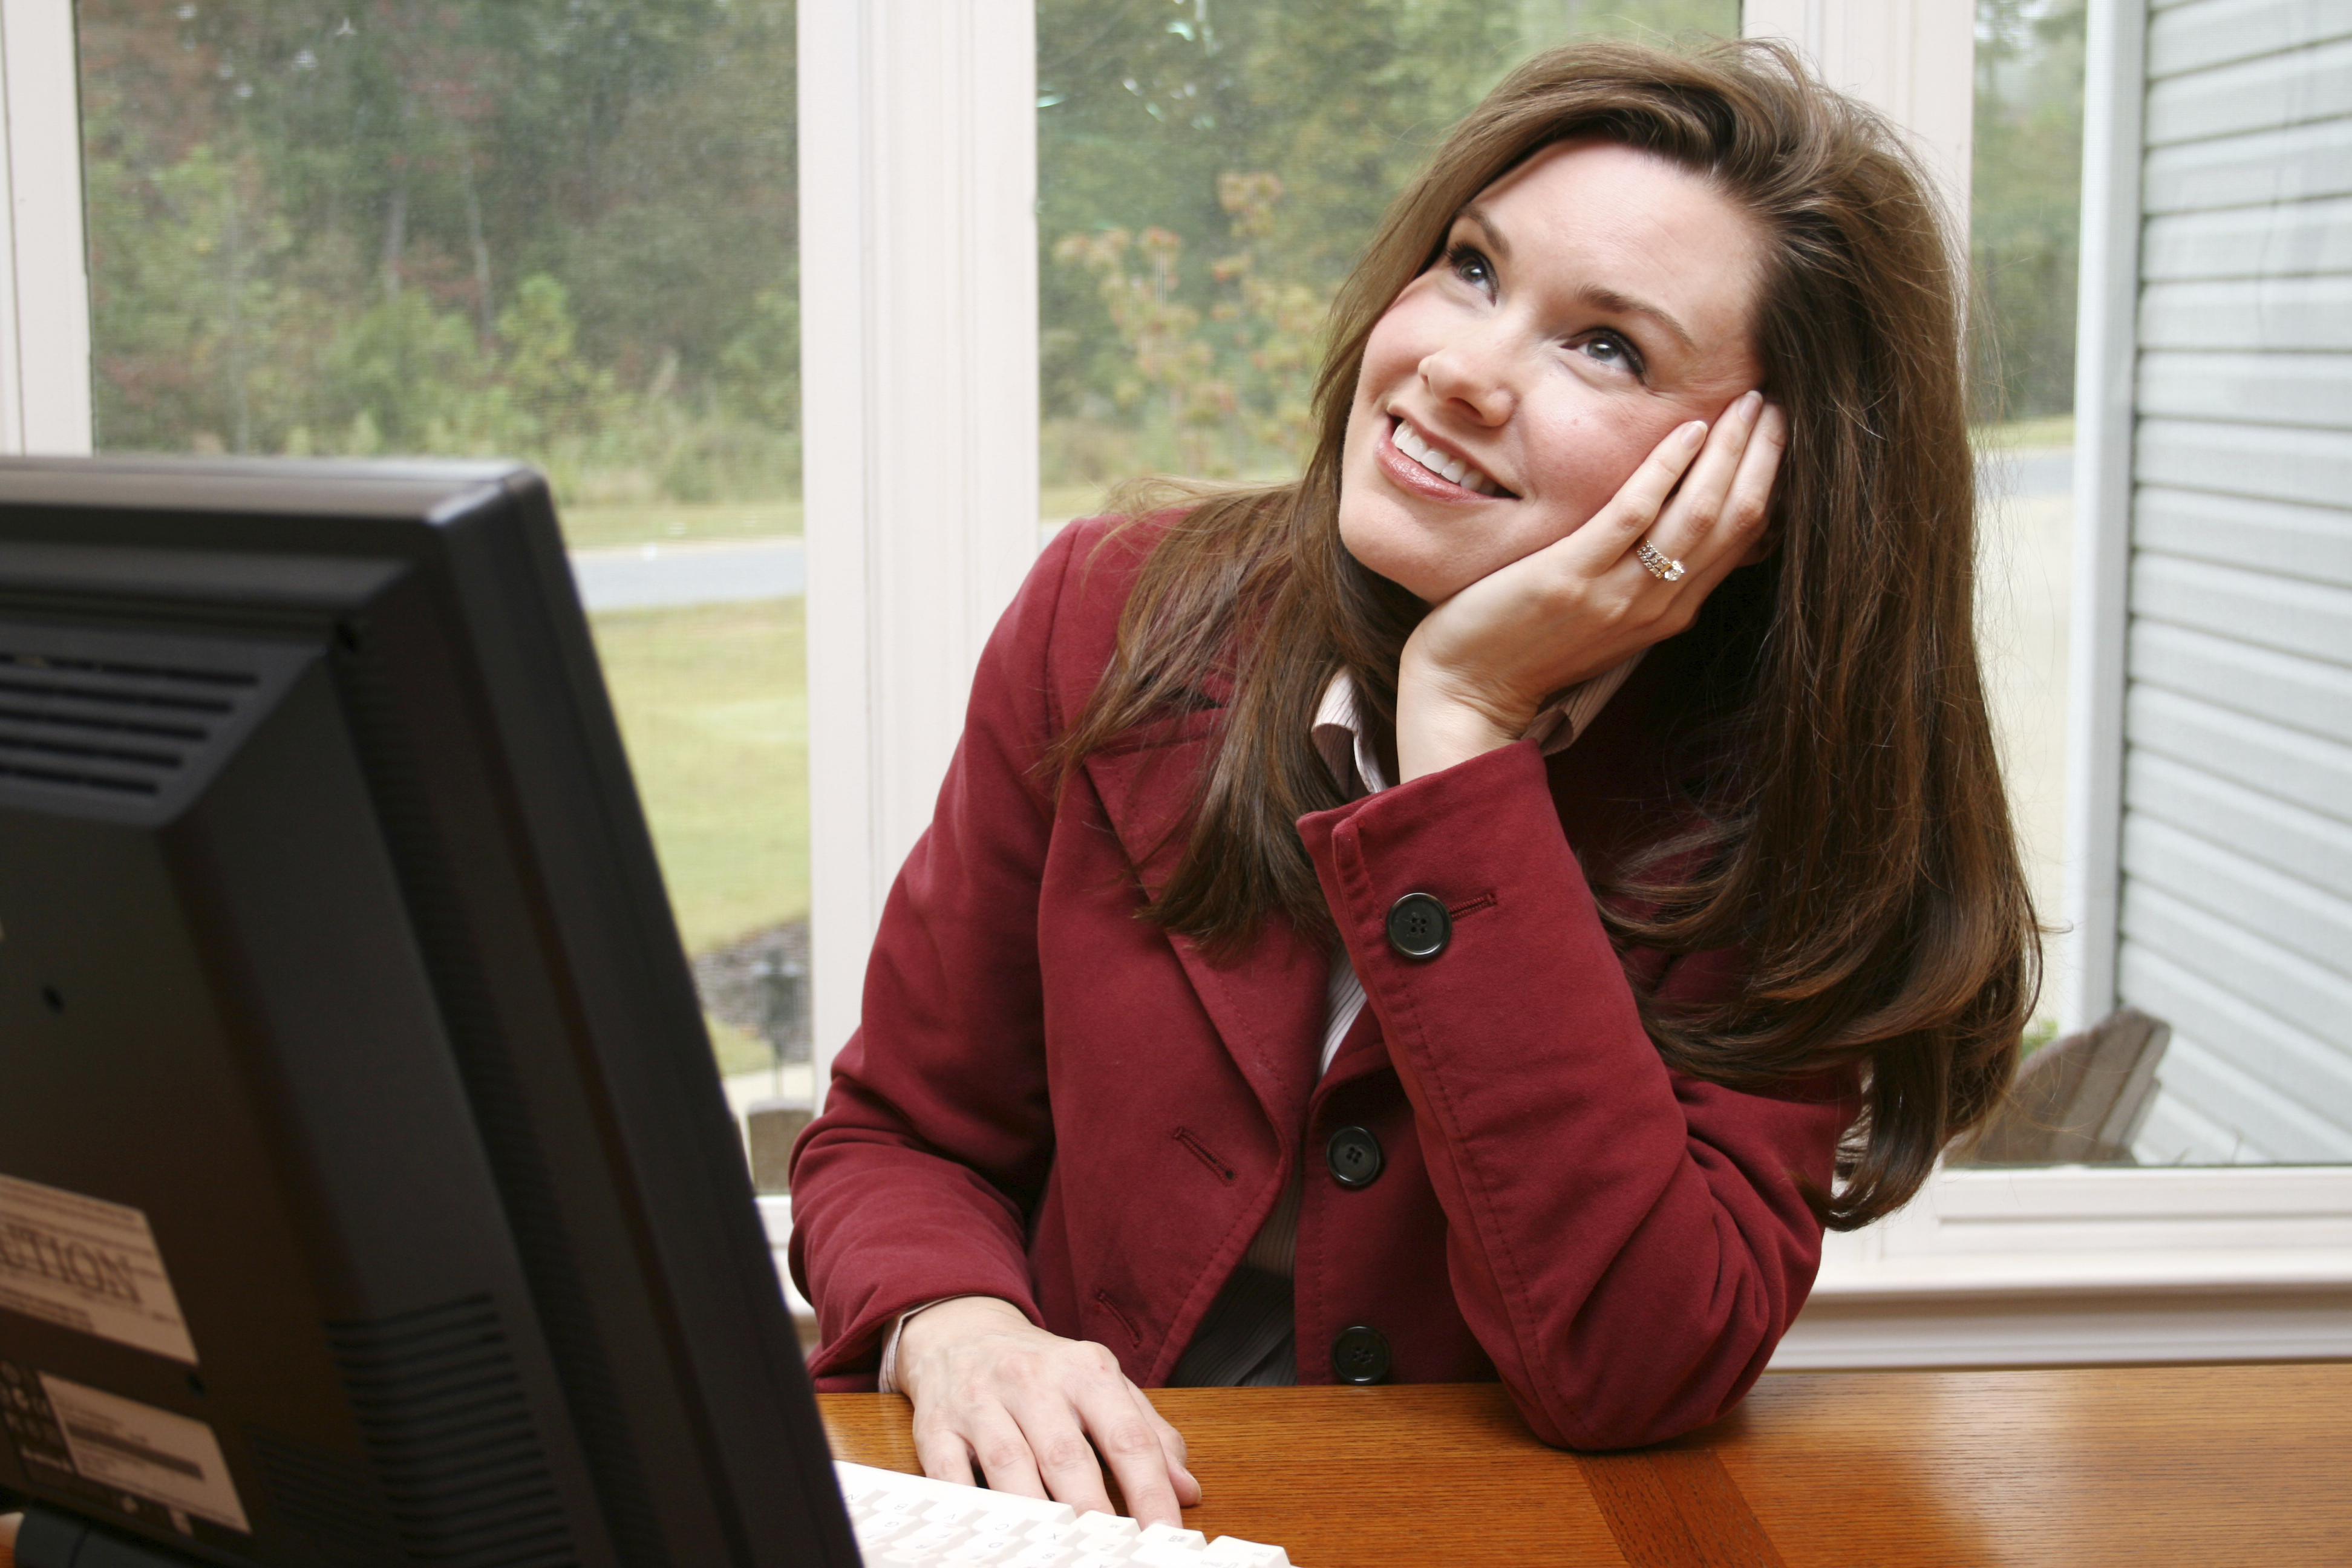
1396, 390, 1788, 782
893, 1295, 1201, 1527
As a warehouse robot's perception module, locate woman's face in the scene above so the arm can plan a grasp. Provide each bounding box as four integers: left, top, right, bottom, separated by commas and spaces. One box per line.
1339, 140, 1768, 604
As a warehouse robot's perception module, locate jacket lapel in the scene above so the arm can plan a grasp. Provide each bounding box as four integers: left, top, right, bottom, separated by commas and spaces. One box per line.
1079, 716, 1325, 1147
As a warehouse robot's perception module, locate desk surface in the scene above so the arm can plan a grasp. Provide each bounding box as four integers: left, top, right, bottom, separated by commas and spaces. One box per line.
821, 1363, 2352, 1567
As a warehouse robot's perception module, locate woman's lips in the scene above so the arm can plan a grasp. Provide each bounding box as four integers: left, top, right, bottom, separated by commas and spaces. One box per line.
1376, 417, 1504, 503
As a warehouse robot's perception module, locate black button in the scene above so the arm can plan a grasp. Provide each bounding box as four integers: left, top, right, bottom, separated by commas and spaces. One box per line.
1385, 892, 1451, 959
1331, 1325, 1392, 1385
1326, 1125, 1383, 1189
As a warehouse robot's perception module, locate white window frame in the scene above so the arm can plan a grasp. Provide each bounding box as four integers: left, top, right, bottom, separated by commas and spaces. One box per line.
779, 0, 2350, 1366
796, 0, 1040, 1072
1765, 0, 2352, 1365
27, 0, 2346, 1362
0, 0, 92, 456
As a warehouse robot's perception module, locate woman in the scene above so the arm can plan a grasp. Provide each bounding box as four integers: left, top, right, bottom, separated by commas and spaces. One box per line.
789, 37, 2033, 1526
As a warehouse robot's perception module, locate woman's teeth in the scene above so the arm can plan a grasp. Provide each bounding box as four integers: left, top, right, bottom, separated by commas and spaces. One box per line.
1393, 420, 1500, 495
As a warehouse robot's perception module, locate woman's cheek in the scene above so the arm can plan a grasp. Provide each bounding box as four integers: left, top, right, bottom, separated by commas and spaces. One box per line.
1544, 421, 1667, 536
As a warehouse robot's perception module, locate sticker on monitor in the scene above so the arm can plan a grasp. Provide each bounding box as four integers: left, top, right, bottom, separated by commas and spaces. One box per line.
0, 1174, 198, 1365
28, 1372, 251, 1534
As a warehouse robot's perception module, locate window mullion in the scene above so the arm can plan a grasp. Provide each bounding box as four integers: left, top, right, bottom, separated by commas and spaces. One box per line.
797, 0, 1040, 1083
0, 0, 93, 456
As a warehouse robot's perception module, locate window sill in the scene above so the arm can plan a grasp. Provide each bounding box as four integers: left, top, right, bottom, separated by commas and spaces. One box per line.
760, 1171, 2352, 1371
1777, 1164, 2352, 1368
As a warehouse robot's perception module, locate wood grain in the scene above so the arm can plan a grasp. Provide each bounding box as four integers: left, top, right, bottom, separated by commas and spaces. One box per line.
819, 1363, 2352, 1568
1578, 1449, 1784, 1568
822, 1385, 1630, 1566
1723, 1364, 2352, 1568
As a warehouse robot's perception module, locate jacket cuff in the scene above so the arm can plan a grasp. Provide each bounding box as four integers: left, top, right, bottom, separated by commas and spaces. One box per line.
1296, 737, 1563, 892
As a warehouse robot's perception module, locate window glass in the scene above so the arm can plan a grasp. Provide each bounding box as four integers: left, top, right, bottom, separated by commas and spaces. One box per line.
74, 0, 813, 1154
1968, 0, 2083, 1066
1036, 0, 1739, 530
1036, 1, 2267, 1169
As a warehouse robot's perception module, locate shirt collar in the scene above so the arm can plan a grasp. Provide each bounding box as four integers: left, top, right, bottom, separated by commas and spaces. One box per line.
1312, 652, 1643, 797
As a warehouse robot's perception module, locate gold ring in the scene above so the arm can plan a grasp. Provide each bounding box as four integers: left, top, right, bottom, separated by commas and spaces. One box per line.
1636, 539, 1686, 583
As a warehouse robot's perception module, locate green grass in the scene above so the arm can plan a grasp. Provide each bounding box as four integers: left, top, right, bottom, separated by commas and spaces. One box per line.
587, 598, 809, 958
563, 499, 803, 550
1971, 414, 2075, 453
1041, 482, 1114, 524
705, 1013, 778, 1077
563, 489, 1117, 549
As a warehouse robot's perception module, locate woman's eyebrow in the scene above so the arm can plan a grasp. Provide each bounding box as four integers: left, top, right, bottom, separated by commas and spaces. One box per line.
1457, 204, 1697, 354
1459, 204, 1514, 265
1578, 284, 1697, 353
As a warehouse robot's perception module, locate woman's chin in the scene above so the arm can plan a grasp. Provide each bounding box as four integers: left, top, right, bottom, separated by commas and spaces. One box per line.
1338, 507, 1445, 601
1341, 531, 1476, 606
1338, 537, 1443, 605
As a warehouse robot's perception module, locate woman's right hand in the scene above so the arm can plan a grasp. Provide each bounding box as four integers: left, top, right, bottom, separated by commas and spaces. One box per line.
1394, 391, 1786, 783
893, 1295, 1201, 1527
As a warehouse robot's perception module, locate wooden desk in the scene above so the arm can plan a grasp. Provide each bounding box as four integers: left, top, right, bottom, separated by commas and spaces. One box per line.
821, 1363, 2352, 1566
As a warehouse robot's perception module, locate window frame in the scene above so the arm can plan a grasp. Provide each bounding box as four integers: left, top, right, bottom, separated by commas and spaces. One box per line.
795, 0, 1041, 1075
1, 0, 91, 456
31, 0, 2348, 1364
1788, 0, 2352, 1366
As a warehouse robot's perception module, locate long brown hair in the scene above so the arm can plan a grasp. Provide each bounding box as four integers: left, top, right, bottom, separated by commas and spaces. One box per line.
1053, 38, 2034, 1229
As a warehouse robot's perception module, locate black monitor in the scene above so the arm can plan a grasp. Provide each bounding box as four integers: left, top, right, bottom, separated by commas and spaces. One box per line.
0, 457, 858, 1568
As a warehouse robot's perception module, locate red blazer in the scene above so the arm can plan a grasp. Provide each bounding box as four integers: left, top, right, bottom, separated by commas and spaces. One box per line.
788, 515, 1855, 1449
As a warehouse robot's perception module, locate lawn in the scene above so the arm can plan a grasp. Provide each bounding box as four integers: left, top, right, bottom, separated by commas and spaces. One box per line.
563, 499, 803, 550
1972, 413, 2075, 452
587, 597, 809, 957
588, 597, 808, 1076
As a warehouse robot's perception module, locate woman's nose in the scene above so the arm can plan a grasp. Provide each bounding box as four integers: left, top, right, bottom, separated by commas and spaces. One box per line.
1418, 331, 1514, 425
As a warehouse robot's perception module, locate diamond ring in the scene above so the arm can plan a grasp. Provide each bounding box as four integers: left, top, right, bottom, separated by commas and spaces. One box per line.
1635, 539, 1686, 583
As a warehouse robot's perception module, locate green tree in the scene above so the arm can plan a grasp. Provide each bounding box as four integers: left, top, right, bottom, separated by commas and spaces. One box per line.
76, 0, 801, 503
1971, 0, 2085, 423
1035, 0, 1739, 485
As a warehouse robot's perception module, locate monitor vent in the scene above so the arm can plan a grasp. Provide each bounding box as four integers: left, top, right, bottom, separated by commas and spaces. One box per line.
327, 1296, 581, 1568
246, 1429, 403, 1567
0, 644, 261, 800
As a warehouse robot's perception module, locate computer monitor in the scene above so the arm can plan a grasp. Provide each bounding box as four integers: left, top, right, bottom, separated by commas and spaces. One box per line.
0, 457, 859, 1568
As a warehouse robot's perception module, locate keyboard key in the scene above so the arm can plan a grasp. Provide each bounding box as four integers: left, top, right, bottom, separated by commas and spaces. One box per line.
834, 1460, 1298, 1567
1198, 1538, 1289, 1567
1137, 1523, 1208, 1549
857, 1513, 924, 1547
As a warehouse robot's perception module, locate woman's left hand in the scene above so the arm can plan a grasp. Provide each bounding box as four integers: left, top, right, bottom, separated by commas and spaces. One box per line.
1396, 390, 1787, 782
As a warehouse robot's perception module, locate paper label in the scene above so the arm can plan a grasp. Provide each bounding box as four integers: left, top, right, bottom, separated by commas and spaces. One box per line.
0, 1173, 198, 1364
27, 1372, 251, 1533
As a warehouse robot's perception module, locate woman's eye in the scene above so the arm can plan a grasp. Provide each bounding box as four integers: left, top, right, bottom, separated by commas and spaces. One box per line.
1445, 243, 1494, 291
1576, 332, 1643, 376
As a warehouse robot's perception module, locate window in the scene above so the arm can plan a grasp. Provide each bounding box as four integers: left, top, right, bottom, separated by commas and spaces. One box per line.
63, 0, 814, 1136
1036, 0, 1741, 531
27, 0, 2349, 1364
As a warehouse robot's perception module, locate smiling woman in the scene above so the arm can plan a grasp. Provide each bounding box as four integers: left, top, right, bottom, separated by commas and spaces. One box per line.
1339, 141, 1767, 608
788, 35, 2035, 1527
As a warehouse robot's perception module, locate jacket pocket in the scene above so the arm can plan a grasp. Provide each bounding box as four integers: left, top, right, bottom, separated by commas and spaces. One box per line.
1092, 1289, 1143, 1348
1172, 1126, 1236, 1184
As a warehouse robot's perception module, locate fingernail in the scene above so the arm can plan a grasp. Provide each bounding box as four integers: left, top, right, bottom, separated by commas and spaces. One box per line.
1740, 390, 1763, 419
1682, 420, 1708, 449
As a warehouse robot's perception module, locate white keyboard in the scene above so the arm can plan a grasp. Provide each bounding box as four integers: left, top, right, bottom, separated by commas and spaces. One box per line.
834, 1461, 1294, 1567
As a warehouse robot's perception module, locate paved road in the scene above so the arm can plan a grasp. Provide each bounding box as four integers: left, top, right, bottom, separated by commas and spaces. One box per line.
570, 537, 805, 612
1981, 445, 2073, 501
568, 450, 2073, 613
